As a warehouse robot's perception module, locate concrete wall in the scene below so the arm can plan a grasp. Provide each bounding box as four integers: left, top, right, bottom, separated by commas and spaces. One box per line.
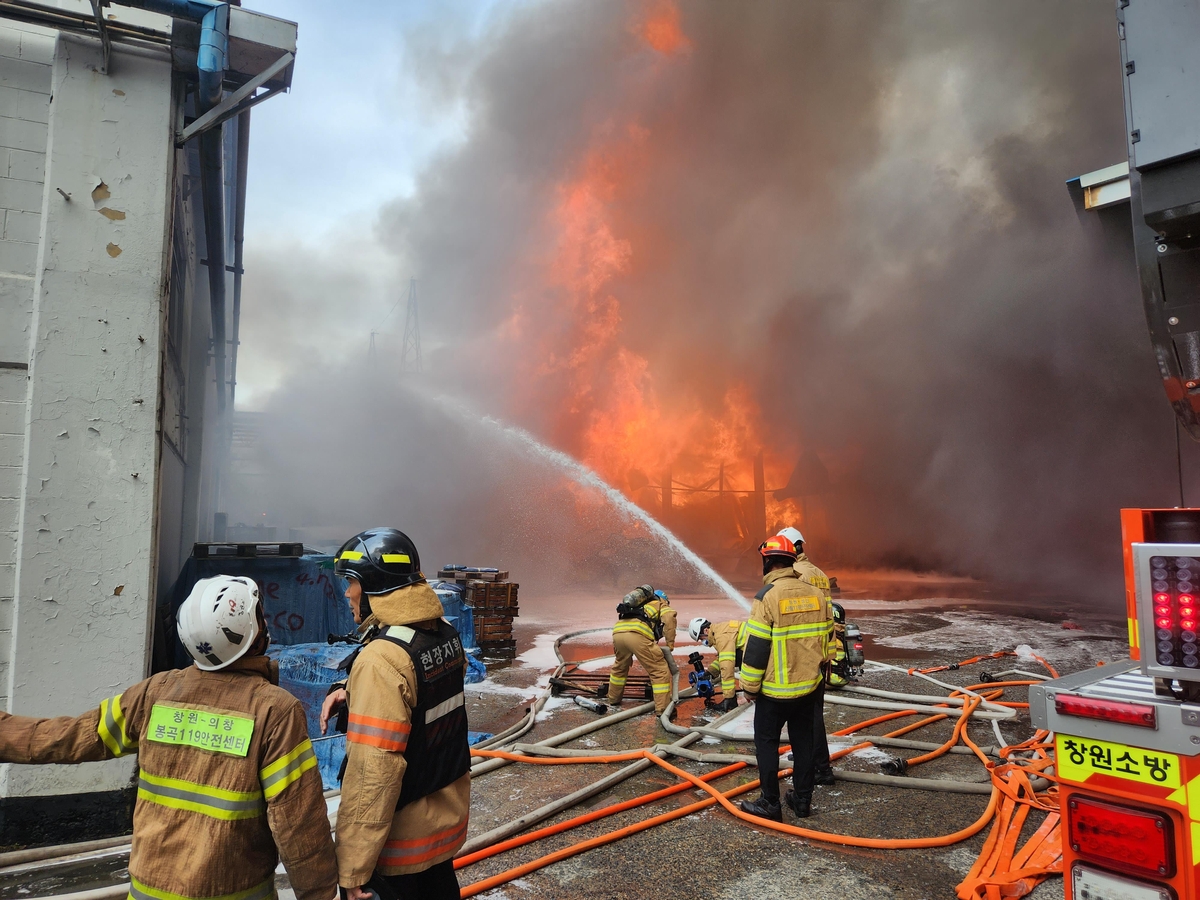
0, 21, 53, 715
2, 29, 174, 798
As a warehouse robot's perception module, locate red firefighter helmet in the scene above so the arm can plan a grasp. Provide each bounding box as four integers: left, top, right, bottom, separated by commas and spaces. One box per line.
759, 534, 798, 561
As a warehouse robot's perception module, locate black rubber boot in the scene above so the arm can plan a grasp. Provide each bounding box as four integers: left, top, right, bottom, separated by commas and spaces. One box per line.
785, 789, 813, 818
813, 767, 836, 786
739, 794, 783, 822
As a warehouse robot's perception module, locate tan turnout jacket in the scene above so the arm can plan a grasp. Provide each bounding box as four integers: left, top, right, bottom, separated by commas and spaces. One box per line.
705, 620, 748, 698
793, 553, 831, 600
741, 568, 834, 700
0, 656, 336, 900
794, 553, 840, 665
611, 597, 677, 649
336, 581, 471, 886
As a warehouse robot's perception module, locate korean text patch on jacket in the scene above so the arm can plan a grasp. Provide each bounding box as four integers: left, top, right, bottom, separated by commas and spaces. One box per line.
0, 656, 336, 900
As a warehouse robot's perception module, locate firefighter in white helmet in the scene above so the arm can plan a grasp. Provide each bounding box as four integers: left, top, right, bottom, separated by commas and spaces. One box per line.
0, 575, 337, 900
606, 586, 677, 715
689, 616, 747, 712
739, 534, 834, 821
779, 526, 838, 787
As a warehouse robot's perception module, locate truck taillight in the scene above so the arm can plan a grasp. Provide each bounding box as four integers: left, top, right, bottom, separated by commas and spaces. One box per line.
1068, 796, 1174, 878
1054, 693, 1157, 728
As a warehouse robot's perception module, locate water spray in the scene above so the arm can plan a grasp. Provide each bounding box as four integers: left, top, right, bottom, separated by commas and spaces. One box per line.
422, 390, 750, 610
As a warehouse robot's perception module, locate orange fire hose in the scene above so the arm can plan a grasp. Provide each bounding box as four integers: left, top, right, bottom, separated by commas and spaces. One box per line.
903, 697, 980, 767
453, 759, 749, 869
460, 654, 1060, 899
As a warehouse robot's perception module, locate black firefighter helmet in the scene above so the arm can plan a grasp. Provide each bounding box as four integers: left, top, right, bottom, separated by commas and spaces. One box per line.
334, 528, 424, 595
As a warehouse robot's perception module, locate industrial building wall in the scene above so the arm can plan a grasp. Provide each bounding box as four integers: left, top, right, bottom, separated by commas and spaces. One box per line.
0, 25, 175, 828
0, 21, 53, 714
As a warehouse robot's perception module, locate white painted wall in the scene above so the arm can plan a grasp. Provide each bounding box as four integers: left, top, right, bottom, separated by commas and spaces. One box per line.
2, 29, 174, 798
0, 21, 53, 715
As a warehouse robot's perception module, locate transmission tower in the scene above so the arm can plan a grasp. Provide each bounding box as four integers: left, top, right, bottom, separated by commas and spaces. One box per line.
400, 277, 421, 374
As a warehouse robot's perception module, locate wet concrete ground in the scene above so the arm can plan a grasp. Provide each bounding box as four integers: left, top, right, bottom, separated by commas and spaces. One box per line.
453, 574, 1127, 900
0, 572, 1129, 899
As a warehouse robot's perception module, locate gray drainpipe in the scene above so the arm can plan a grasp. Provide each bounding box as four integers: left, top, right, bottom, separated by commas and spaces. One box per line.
230, 109, 249, 410
124, 0, 231, 418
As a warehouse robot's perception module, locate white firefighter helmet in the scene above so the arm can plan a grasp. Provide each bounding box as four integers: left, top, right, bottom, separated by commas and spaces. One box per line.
177, 575, 263, 671
689, 617, 711, 642
777, 526, 805, 547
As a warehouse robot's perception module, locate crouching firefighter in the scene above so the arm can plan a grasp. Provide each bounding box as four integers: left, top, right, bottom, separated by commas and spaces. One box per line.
0, 575, 338, 900
606, 586, 677, 715
689, 617, 747, 713
325, 528, 470, 900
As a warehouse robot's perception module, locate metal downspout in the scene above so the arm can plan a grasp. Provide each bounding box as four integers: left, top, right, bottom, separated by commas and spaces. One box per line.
230, 110, 249, 410
124, 0, 231, 418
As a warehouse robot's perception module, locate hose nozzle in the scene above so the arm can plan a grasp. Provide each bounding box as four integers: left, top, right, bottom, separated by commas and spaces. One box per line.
880, 757, 909, 776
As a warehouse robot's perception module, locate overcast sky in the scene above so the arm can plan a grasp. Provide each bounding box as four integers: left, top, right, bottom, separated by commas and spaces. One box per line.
235, 0, 518, 406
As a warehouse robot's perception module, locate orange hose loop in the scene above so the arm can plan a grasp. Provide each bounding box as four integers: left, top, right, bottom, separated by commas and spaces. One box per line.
641, 752, 1001, 849
458, 778, 765, 896
905, 697, 981, 768
455, 759, 750, 869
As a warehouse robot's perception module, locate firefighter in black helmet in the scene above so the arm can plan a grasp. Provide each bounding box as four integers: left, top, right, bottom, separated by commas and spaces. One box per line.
332, 528, 425, 620
326, 528, 470, 900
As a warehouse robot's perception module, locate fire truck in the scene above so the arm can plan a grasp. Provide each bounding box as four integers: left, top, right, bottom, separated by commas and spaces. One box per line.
1032, 509, 1200, 900
1029, 3, 1200, 899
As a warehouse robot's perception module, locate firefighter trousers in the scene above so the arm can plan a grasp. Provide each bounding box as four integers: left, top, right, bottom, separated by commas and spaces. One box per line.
607, 631, 674, 714
372, 859, 460, 900
754, 691, 819, 802
810, 680, 831, 774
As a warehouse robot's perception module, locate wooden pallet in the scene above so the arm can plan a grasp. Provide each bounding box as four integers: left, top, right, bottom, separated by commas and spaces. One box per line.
465, 582, 519, 610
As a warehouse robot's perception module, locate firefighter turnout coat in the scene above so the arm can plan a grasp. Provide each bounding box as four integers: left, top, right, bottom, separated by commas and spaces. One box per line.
0, 655, 336, 900
741, 568, 834, 700
705, 620, 748, 699
336, 581, 471, 887
794, 553, 844, 680
607, 596, 677, 713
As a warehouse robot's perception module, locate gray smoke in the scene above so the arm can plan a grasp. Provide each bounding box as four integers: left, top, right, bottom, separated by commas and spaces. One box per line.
236, 0, 1187, 603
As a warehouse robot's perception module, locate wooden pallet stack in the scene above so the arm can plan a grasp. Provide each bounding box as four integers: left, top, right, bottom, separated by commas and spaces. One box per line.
436, 567, 519, 656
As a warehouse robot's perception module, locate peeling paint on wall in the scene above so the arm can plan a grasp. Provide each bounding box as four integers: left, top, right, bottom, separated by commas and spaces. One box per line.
97, 208, 125, 221
90, 181, 110, 202
105, 243, 121, 257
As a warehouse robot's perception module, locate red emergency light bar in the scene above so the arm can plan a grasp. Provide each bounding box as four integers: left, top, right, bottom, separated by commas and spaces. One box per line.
1067, 795, 1174, 878
1054, 693, 1157, 729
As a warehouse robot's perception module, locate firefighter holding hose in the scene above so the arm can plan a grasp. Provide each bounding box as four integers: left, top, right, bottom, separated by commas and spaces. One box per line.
605, 586, 678, 715
688, 617, 747, 712
324, 528, 470, 900
739, 534, 835, 821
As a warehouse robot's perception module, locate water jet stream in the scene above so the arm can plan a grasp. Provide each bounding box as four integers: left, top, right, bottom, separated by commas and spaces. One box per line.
425, 392, 750, 610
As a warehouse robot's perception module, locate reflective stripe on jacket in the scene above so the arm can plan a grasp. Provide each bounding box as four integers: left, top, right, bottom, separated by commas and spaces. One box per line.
706, 620, 747, 697
741, 569, 833, 700
612, 598, 677, 648
794, 554, 841, 665
0, 656, 336, 900
335, 582, 471, 885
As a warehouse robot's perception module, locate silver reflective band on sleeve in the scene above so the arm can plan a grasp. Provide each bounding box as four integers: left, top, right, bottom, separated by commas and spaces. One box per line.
424, 692, 465, 724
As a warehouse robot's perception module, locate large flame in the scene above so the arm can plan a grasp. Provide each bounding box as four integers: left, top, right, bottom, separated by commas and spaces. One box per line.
502, 3, 810, 573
